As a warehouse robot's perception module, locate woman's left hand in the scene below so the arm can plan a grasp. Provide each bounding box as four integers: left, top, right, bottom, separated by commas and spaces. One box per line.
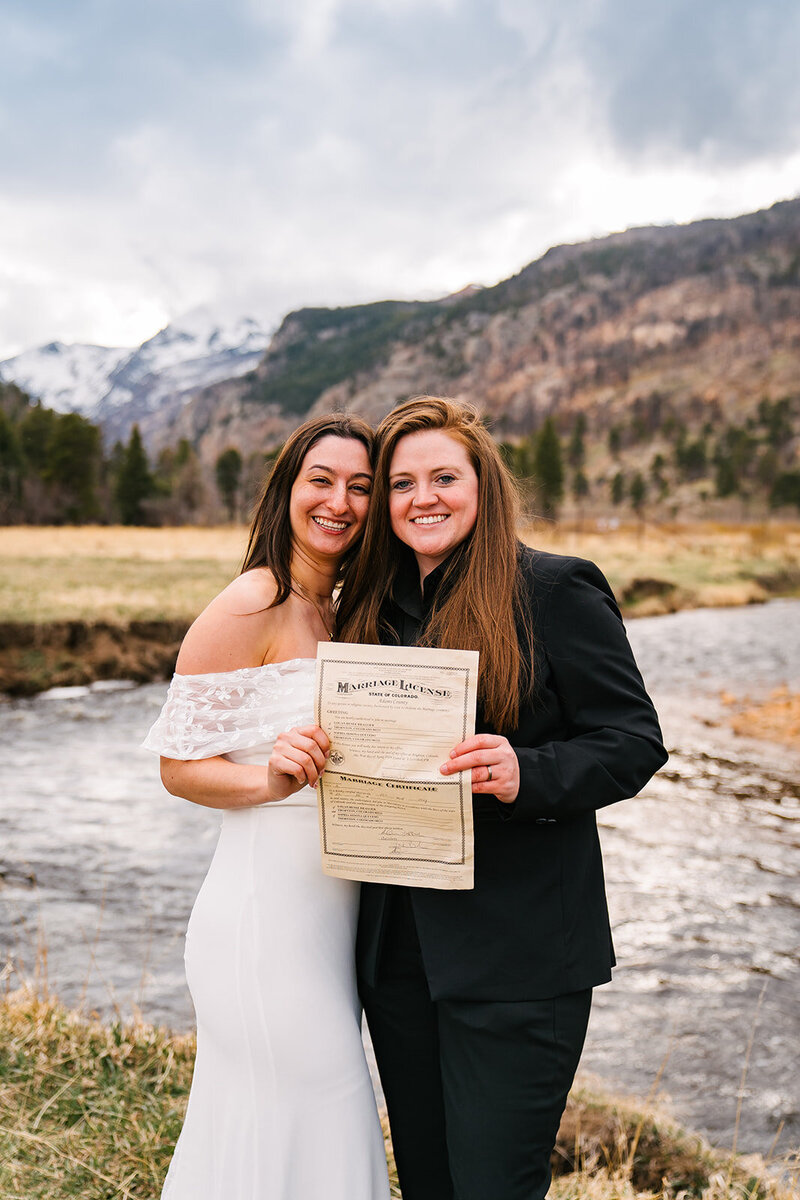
440, 734, 520, 804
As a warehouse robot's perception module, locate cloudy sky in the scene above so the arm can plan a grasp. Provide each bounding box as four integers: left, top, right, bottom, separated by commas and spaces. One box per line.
2, 0, 799, 357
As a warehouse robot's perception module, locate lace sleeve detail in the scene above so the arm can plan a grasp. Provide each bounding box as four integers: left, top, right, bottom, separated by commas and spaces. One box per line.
141, 663, 313, 759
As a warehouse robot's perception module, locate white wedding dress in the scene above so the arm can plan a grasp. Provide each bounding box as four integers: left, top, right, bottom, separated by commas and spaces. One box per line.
143, 658, 390, 1200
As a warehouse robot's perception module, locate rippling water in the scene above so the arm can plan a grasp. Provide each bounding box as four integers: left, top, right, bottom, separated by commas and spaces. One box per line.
1, 600, 799, 1158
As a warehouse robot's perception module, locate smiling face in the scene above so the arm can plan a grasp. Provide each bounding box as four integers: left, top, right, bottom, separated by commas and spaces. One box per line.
289, 434, 372, 561
388, 428, 479, 579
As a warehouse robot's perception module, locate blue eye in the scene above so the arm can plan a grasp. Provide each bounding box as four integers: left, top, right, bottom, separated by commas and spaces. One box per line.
436, 474, 456, 485
391, 479, 412, 491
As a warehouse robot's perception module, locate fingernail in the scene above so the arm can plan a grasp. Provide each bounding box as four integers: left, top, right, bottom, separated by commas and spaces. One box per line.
440, 763, 449, 774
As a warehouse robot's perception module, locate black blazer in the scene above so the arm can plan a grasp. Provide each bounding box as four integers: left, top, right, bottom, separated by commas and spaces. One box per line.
356, 546, 668, 1002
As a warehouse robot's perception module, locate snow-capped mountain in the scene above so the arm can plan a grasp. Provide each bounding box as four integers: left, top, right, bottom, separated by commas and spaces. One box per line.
0, 307, 272, 446
0, 341, 133, 417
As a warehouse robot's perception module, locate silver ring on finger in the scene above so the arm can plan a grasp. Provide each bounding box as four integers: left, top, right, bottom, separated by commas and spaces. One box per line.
487, 764, 493, 782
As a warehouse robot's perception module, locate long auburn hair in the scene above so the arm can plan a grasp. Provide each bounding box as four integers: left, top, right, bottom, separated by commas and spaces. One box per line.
336, 396, 533, 733
241, 412, 374, 606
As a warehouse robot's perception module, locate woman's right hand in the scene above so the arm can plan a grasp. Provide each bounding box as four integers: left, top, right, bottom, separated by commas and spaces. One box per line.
267, 725, 331, 800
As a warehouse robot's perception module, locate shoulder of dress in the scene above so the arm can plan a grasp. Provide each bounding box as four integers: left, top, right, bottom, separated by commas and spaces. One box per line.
142, 658, 313, 758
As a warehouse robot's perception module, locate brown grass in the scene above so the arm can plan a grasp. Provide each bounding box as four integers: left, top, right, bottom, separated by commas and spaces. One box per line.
722, 686, 800, 749
0, 526, 248, 623
0, 526, 248, 561
0, 984, 795, 1200
521, 519, 800, 616
1, 521, 800, 624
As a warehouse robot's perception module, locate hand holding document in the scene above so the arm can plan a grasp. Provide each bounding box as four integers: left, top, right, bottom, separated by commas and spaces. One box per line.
315, 641, 479, 889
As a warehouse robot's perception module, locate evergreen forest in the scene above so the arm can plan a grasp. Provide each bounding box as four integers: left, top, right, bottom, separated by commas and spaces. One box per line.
1, 379, 799, 526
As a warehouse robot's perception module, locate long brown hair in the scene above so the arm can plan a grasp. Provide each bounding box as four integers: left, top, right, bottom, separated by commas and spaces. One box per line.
241, 412, 374, 606
336, 397, 533, 732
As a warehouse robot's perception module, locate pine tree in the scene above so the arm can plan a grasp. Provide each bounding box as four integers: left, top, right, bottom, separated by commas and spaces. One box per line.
173, 450, 207, 521
572, 470, 589, 501
216, 447, 243, 520
650, 453, 669, 499
45, 412, 101, 522
713, 425, 756, 486
676, 436, 708, 481
567, 414, 587, 468
18, 404, 57, 476
0, 410, 24, 517
533, 418, 564, 519
759, 397, 794, 449
756, 448, 779, 490
629, 472, 646, 515
611, 471, 625, 505
715, 457, 738, 498
115, 425, 153, 525
770, 471, 800, 511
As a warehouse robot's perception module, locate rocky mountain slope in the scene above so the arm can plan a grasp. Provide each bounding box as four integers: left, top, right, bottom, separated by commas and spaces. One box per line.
158, 199, 800, 476
3, 199, 798, 519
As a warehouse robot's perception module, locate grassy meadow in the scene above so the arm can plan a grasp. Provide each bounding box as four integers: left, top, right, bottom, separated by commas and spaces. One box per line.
1, 985, 795, 1200
0, 526, 248, 625
524, 520, 800, 614
1, 520, 800, 625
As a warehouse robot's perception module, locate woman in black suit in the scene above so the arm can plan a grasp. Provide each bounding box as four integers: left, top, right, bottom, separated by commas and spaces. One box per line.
337, 396, 668, 1200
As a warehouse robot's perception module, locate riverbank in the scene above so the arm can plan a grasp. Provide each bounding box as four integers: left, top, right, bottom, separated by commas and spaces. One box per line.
0, 619, 188, 696
1, 521, 800, 695
3, 603, 798, 1161
1, 985, 793, 1200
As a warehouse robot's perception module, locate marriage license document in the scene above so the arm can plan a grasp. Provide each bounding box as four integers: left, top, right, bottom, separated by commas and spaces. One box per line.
315, 641, 479, 889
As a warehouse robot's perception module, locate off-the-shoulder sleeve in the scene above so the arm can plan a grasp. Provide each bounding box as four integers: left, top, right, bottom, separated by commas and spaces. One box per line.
142, 670, 286, 759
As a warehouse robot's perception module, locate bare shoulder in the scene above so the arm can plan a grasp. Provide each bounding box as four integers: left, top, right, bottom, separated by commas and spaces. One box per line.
176, 569, 279, 673
218, 567, 279, 614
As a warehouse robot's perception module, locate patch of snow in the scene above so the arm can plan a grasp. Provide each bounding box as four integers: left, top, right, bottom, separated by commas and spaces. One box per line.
0, 342, 133, 417
0, 307, 273, 445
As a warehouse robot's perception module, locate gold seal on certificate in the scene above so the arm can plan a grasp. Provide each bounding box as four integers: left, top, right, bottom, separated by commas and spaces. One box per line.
314, 641, 479, 889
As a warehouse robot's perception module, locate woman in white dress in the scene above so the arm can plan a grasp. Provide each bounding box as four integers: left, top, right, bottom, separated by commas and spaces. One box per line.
143, 414, 390, 1200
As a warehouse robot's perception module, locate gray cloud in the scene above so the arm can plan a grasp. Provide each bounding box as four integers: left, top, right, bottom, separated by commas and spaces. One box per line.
0, 0, 281, 190
582, 0, 800, 160
0, 0, 798, 354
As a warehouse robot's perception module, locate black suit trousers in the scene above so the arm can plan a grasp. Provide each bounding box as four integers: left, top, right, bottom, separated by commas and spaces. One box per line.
360, 890, 592, 1200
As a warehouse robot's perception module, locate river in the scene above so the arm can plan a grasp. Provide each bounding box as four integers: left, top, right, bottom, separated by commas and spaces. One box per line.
1, 599, 798, 1161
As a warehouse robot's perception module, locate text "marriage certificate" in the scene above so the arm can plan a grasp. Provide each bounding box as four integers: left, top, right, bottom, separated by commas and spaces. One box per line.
315, 641, 479, 890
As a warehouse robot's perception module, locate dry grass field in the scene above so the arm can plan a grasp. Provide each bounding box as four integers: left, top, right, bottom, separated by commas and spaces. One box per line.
724, 686, 800, 749
1, 521, 799, 624
0, 526, 249, 624
1, 985, 794, 1200
521, 519, 800, 615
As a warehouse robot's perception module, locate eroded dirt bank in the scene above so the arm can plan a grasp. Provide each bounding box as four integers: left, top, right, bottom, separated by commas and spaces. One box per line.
0, 620, 188, 696
0, 582, 795, 698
